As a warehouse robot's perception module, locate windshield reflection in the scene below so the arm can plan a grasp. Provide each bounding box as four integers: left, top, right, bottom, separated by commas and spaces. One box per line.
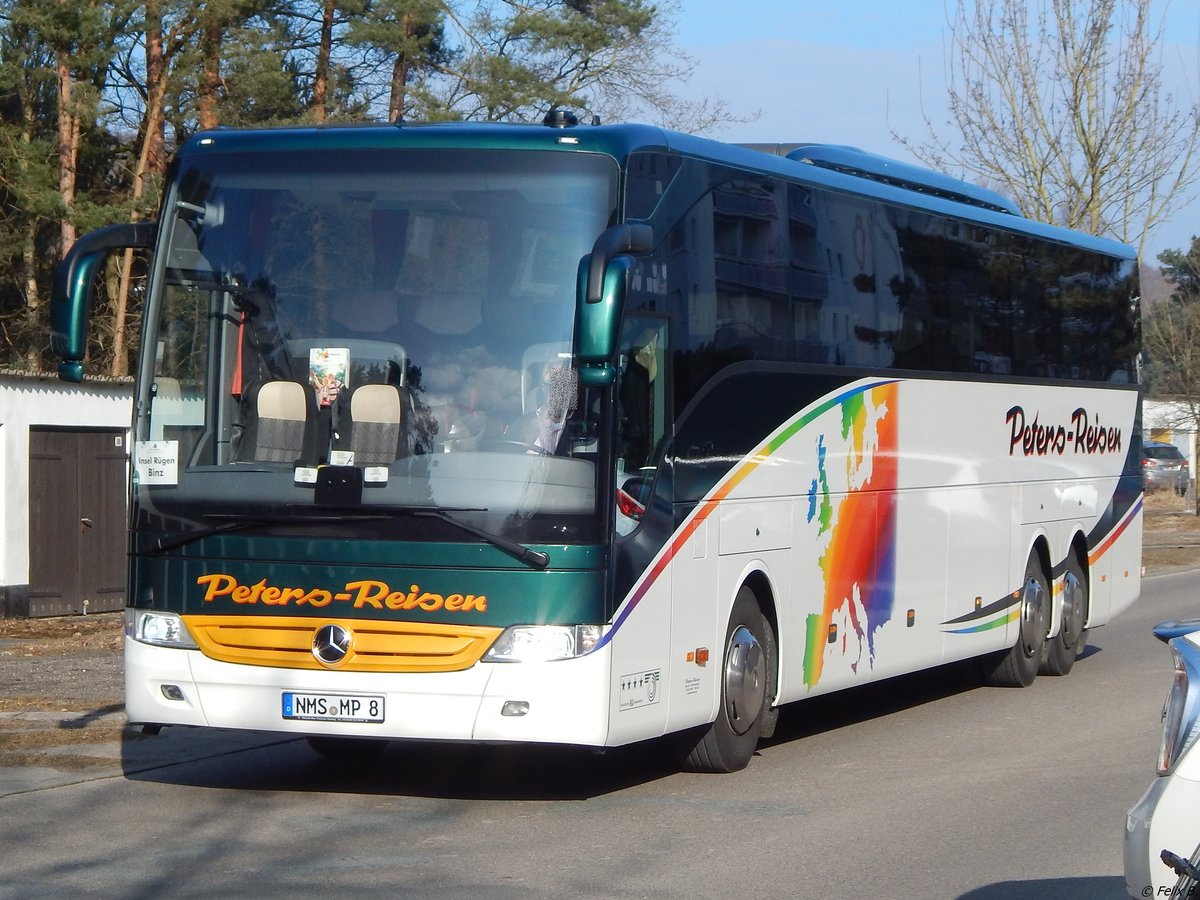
140, 147, 618, 545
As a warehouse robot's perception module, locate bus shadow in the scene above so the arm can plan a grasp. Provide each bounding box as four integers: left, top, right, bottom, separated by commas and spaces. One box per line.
761, 643, 1105, 748
120, 729, 681, 800
764, 658, 986, 746
122, 648, 1104, 800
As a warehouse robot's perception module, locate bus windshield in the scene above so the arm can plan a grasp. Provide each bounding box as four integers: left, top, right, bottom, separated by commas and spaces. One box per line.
139, 146, 619, 547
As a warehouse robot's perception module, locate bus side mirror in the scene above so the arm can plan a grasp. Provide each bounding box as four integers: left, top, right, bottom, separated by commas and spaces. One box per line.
574, 223, 653, 386
51, 222, 157, 382
584, 223, 653, 303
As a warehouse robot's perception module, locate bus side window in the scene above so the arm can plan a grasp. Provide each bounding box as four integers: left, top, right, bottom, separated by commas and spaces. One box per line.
617, 318, 668, 495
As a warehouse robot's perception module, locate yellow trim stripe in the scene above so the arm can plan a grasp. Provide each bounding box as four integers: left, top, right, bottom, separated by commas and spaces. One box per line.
183, 615, 503, 673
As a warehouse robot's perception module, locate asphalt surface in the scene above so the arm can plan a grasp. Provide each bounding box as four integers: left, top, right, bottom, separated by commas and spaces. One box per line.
0, 567, 1192, 898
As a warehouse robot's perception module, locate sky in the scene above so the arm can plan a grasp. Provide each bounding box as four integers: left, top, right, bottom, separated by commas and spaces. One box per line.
666, 0, 1200, 263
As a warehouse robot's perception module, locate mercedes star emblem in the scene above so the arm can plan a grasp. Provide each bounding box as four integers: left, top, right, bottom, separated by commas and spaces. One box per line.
312, 623, 352, 665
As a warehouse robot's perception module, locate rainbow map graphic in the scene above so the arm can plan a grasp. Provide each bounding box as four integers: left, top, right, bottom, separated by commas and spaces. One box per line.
802, 382, 899, 688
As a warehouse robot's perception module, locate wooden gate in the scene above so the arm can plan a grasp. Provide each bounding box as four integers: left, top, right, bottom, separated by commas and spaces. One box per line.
27, 428, 128, 617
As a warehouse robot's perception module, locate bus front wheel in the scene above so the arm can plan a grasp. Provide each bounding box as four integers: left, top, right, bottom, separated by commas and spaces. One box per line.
674, 586, 773, 773
982, 551, 1049, 688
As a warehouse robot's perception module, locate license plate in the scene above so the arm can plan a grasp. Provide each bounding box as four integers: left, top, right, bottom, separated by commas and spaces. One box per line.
281, 692, 384, 723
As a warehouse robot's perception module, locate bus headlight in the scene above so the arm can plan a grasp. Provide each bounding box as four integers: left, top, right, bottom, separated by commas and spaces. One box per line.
126, 609, 198, 649
1157, 644, 1200, 774
482, 624, 606, 663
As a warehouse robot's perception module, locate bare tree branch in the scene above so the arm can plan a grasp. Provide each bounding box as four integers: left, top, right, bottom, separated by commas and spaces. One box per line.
895, 0, 1200, 260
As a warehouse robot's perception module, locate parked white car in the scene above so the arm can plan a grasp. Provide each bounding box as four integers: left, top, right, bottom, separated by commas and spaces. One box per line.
1125, 619, 1200, 897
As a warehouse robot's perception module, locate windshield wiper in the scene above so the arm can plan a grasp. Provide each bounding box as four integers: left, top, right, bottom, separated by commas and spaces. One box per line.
140, 510, 392, 555
141, 506, 551, 569
304, 504, 551, 569
410, 508, 550, 570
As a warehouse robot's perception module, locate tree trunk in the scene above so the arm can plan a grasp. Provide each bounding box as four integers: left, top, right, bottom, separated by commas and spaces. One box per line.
144, 0, 166, 173
111, 0, 171, 376
55, 55, 78, 256
313, 0, 335, 123
387, 14, 413, 124
21, 226, 40, 372
18, 49, 42, 371
198, 21, 222, 130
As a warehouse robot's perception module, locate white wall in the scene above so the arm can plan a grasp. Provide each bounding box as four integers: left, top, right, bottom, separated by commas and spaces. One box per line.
0, 373, 133, 593
1143, 399, 1198, 465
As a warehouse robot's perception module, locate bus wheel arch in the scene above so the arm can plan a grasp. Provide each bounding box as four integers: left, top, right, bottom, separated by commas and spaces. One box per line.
982, 541, 1050, 688
1041, 538, 1089, 676
674, 580, 775, 772
742, 570, 779, 741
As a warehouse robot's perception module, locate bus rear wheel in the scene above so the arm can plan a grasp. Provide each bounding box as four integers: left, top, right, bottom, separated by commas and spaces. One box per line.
674, 586, 773, 773
1041, 554, 1088, 676
982, 551, 1049, 688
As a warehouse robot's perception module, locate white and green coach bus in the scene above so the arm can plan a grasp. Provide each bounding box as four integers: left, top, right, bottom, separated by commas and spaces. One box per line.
52, 114, 1141, 772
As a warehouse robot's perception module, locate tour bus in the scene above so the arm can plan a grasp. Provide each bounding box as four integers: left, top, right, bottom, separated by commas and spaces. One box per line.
52, 113, 1142, 772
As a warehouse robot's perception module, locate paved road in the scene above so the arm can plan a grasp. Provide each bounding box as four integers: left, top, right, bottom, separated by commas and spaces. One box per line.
1, 571, 1195, 899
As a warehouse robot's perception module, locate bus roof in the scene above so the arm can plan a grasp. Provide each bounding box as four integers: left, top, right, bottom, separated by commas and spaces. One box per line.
176, 119, 1137, 262
741, 143, 1023, 217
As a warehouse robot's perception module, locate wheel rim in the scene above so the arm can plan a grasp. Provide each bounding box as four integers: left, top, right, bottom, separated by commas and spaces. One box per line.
724, 625, 766, 736
1060, 570, 1085, 648
1019, 574, 1048, 658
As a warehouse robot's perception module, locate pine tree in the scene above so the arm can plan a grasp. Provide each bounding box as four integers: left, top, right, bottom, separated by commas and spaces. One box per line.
343, 0, 447, 122
0, 6, 59, 369
0, 0, 734, 371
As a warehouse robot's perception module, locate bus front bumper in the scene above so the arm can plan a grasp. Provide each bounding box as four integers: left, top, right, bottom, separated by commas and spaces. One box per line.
125, 637, 613, 747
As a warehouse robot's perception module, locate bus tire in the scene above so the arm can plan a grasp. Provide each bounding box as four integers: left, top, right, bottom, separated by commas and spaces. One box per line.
306, 736, 389, 761
675, 586, 771, 773
759, 606, 780, 741
1041, 553, 1088, 676
982, 551, 1049, 688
